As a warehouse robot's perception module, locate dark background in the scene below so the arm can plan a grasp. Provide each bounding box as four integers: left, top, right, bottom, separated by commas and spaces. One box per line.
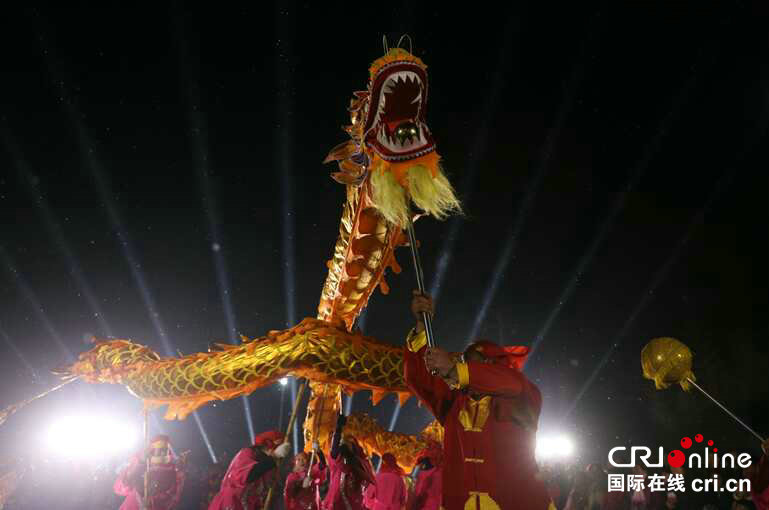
0, 0, 767, 503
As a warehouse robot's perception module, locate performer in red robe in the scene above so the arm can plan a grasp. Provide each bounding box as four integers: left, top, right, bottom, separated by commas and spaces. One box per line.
404, 291, 551, 510
208, 430, 291, 510
284, 447, 328, 510
413, 442, 442, 510
746, 439, 769, 510
323, 414, 376, 510
114, 434, 187, 510
363, 453, 406, 510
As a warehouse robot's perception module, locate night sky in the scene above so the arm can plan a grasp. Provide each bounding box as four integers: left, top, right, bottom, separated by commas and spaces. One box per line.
0, 0, 767, 477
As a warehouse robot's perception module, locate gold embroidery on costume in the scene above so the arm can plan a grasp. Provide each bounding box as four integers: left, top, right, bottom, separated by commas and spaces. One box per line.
406, 328, 427, 353
455, 362, 469, 389
463, 492, 502, 510
464, 457, 484, 463
458, 395, 491, 432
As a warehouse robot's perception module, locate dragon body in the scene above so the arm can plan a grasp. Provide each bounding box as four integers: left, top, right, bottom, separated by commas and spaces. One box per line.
10, 45, 460, 471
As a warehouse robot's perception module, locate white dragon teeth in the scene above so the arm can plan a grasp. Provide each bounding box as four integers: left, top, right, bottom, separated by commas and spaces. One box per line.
375, 123, 428, 152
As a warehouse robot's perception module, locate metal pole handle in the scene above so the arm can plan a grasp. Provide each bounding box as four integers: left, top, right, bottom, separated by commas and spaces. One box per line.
687, 377, 765, 443
406, 218, 435, 348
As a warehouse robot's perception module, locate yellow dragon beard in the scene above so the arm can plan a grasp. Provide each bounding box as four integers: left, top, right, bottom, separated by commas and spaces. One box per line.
369, 151, 462, 227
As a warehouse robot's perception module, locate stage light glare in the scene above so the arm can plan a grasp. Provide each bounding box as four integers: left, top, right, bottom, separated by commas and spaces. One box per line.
279, 377, 288, 386
46, 416, 138, 460
535, 434, 575, 461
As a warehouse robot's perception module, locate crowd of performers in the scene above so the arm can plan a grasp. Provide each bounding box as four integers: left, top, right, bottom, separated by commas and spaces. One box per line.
102, 291, 768, 509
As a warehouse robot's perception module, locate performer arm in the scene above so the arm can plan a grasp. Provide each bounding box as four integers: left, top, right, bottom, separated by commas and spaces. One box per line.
330, 414, 346, 460
311, 449, 328, 483
403, 328, 454, 423
246, 449, 276, 483
315, 448, 327, 470
455, 362, 540, 400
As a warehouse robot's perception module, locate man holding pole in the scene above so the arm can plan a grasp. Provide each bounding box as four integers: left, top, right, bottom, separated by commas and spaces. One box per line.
114, 434, 187, 510
208, 430, 291, 510
404, 290, 551, 510
283, 447, 327, 510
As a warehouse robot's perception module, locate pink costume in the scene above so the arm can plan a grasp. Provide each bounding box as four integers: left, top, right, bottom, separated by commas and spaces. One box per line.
208, 430, 281, 510
323, 415, 376, 510
284, 457, 327, 510
413, 444, 442, 510
363, 453, 406, 510
114, 437, 185, 510
414, 467, 441, 510
324, 453, 371, 510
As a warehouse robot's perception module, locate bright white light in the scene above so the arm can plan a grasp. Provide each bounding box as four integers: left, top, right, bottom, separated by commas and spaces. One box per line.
279, 377, 288, 386
46, 416, 138, 460
536, 434, 575, 461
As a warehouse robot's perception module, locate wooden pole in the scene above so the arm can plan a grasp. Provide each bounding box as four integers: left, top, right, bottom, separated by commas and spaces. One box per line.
262, 379, 307, 510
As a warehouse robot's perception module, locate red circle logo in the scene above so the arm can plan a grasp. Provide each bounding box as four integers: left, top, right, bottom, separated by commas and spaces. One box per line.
667, 450, 686, 468
680, 437, 692, 449
694, 434, 703, 443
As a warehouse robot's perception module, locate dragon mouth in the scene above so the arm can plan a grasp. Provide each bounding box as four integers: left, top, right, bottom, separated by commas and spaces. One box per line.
364, 62, 435, 161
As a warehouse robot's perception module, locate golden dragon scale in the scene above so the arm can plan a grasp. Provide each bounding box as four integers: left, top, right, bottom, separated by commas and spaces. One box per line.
65, 319, 410, 420
64, 321, 438, 471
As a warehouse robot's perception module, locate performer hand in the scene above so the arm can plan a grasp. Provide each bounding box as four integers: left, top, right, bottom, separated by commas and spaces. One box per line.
425, 347, 453, 377
272, 442, 292, 459
302, 476, 312, 488
411, 290, 434, 332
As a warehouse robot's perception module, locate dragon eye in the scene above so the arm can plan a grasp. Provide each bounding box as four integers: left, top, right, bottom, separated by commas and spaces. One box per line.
394, 122, 419, 144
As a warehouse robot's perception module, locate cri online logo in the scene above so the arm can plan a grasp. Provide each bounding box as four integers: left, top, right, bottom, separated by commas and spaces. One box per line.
609, 433, 753, 469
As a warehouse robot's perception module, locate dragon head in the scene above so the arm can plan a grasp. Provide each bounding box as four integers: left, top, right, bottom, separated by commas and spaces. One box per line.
325, 46, 461, 227
365, 48, 434, 164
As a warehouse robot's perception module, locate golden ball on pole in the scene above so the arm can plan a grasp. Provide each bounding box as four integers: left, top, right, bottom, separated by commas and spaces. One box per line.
641, 337, 695, 391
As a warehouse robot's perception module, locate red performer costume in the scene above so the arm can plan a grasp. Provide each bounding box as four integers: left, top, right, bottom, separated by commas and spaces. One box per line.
114, 434, 186, 510
208, 430, 291, 510
363, 453, 406, 510
284, 449, 328, 510
323, 414, 376, 510
404, 291, 551, 510
413, 442, 443, 510
747, 439, 769, 510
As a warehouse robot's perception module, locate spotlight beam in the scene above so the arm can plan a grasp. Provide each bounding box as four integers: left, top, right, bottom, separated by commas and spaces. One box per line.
429, 10, 519, 306
275, 0, 300, 455
193, 411, 218, 464
0, 245, 74, 362
561, 131, 763, 422
387, 401, 402, 431
32, 17, 217, 463
528, 46, 717, 364
0, 322, 37, 379
173, 8, 255, 444
1, 122, 113, 338
464, 8, 600, 344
